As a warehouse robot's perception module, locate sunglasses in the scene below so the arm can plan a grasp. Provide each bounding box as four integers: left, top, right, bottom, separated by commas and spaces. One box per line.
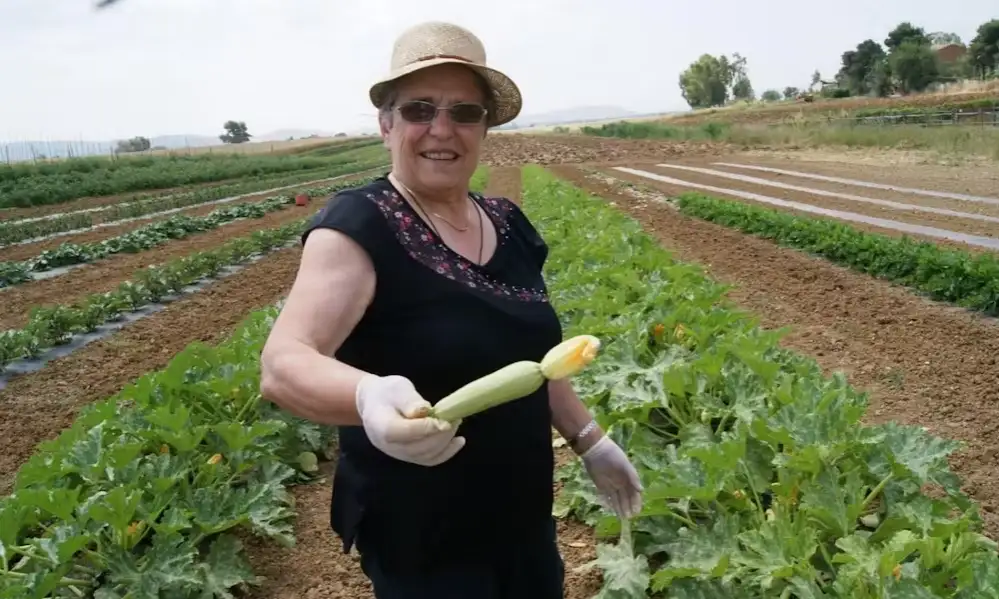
396, 100, 488, 125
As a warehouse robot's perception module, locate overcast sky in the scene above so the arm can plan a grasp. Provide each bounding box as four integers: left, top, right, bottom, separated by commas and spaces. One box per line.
1, 0, 994, 142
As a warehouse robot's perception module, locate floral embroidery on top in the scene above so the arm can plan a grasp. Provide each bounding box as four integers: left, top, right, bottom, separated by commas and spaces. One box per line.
364, 184, 548, 302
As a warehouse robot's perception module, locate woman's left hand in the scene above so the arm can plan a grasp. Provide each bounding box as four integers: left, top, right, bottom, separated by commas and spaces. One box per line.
580, 436, 643, 518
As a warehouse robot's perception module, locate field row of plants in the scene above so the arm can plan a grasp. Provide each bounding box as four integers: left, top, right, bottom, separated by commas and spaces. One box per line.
0, 161, 384, 246
0, 221, 297, 372
0, 193, 301, 289
0, 305, 333, 598
0, 176, 375, 372
670, 191, 999, 317
0, 144, 387, 209
520, 165, 998, 597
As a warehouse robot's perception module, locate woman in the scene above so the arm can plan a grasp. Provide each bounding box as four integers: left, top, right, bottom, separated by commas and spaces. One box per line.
260, 21, 642, 598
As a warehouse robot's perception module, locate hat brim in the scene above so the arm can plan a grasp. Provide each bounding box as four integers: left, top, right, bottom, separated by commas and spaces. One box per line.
369, 58, 522, 127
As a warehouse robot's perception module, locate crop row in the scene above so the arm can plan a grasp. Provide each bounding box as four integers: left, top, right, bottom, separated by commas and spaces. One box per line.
0, 176, 375, 372
522, 166, 997, 598
0, 197, 289, 288
0, 305, 333, 598
672, 191, 999, 317
0, 160, 384, 246
0, 147, 385, 208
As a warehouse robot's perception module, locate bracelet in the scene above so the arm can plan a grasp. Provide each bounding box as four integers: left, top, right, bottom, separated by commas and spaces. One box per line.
570, 419, 598, 450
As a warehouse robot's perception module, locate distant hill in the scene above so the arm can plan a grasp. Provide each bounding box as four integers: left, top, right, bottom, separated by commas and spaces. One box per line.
500, 105, 641, 129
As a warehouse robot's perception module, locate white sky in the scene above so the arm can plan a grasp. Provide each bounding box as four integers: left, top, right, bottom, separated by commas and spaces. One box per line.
1, 0, 994, 141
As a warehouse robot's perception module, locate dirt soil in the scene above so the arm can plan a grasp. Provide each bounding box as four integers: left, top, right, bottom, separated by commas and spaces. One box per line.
0, 205, 314, 331
712, 151, 999, 200
550, 164, 999, 539
606, 163, 999, 242
480, 134, 730, 167
240, 165, 605, 599
600, 166, 996, 256
0, 246, 303, 494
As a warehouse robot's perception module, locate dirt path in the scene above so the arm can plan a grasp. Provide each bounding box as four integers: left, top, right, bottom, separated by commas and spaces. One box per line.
0, 206, 313, 331
484, 165, 523, 205
0, 246, 302, 494
550, 164, 999, 538
241, 166, 605, 599
600, 166, 995, 255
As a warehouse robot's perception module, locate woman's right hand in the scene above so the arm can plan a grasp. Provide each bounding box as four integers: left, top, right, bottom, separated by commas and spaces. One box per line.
354, 374, 466, 466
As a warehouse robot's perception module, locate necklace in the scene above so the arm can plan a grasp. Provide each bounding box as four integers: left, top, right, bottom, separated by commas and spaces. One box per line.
391, 174, 485, 265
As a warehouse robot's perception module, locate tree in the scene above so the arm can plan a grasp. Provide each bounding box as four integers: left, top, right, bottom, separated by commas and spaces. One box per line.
836, 39, 887, 96
889, 40, 939, 93
782, 86, 800, 100
219, 121, 251, 144
678, 54, 735, 108
885, 22, 930, 51
968, 19, 999, 77
116, 136, 151, 153
732, 76, 755, 101
761, 89, 781, 102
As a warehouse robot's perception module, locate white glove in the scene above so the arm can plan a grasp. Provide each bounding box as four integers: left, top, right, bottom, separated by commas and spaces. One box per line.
581, 436, 643, 518
354, 374, 465, 467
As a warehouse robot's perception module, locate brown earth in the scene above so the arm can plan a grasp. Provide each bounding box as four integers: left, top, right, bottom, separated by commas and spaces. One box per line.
710, 153, 999, 201
0, 204, 313, 331
598, 166, 997, 256
549, 164, 999, 538
480, 134, 730, 167
609, 162, 999, 241
0, 246, 303, 494
240, 165, 605, 599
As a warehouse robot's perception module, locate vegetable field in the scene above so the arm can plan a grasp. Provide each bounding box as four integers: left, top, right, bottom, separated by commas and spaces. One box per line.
2, 134, 999, 598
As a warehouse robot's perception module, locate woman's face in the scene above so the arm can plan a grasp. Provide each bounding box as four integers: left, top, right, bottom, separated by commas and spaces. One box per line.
381, 63, 489, 195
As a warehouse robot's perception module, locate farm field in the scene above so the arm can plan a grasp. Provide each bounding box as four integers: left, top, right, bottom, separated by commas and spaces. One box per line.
2, 134, 999, 598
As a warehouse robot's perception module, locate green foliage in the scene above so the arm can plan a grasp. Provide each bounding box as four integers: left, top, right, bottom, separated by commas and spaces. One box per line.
219, 121, 251, 145
0, 195, 290, 289
837, 40, 887, 96
884, 22, 930, 52
580, 121, 729, 141
115, 137, 151, 154
0, 152, 371, 209
678, 53, 751, 109
0, 177, 378, 371
525, 166, 999, 598
672, 192, 999, 316
0, 306, 335, 598
761, 90, 782, 103
890, 41, 940, 94
968, 20, 999, 77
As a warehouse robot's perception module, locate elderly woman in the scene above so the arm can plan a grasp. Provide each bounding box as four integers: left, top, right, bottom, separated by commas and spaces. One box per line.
260, 21, 642, 598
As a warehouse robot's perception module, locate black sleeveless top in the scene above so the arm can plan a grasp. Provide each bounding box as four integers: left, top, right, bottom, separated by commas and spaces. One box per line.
301, 176, 563, 574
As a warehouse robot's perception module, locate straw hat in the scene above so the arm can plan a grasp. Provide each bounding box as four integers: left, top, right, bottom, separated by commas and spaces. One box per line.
368, 21, 522, 127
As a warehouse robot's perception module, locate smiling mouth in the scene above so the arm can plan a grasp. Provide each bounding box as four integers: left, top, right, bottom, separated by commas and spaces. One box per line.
420, 151, 459, 161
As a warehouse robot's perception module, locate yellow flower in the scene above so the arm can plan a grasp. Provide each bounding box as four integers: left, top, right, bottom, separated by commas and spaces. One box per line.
207, 453, 223, 465
540, 335, 601, 380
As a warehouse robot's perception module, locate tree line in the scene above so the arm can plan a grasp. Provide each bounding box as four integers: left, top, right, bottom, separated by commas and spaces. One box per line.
678, 19, 999, 109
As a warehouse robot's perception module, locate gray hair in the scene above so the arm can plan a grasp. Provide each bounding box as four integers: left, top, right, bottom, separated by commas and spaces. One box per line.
377, 68, 497, 130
